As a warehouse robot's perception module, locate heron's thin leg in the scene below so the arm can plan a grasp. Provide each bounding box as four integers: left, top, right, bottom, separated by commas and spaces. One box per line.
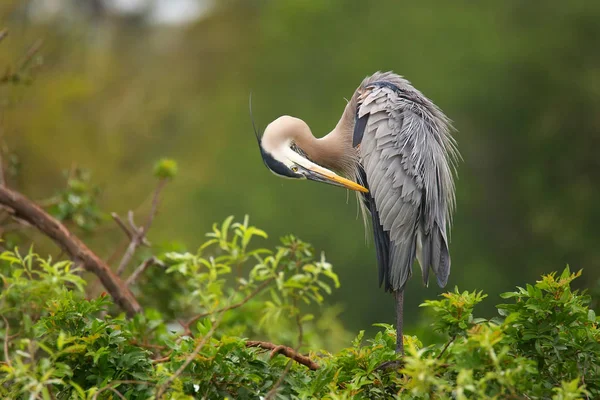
395, 289, 404, 354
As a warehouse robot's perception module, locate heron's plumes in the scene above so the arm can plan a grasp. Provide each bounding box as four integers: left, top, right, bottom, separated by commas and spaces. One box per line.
355, 72, 459, 292
249, 92, 261, 145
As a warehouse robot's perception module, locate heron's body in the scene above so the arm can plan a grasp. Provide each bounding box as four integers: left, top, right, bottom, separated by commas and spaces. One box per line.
255, 71, 458, 355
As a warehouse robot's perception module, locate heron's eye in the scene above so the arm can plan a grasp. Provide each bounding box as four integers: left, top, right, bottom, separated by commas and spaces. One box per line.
291, 166, 299, 173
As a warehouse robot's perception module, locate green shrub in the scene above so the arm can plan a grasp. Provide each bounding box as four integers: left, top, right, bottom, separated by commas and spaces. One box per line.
0, 218, 596, 399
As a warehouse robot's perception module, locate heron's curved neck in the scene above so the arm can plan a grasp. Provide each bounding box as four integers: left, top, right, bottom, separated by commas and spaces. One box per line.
292, 114, 357, 177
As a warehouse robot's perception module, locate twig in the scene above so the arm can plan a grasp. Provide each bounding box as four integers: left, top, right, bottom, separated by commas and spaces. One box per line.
126, 256, 164, 287
114, 210, 149, 275
155, 314, 223, 398
144, 178, 166, 232
264, 298, 308, 399
437, 335, 456, 360
245, 300, 318, 374
115, 219, 141, 275
1, 315, 12, 368
106, 387, 126, 400
266, 359, 293, 399
0, 111, 6, 187
184, 277, 275, 330
114, 179, 167, 276
246, 341, 318, 371
91, 381, 152, 400
0, 186, 141, 316
111, 213, 132, 240
17, 39, 43, 71
1, 39, 43, 85
0, 29, 8, 43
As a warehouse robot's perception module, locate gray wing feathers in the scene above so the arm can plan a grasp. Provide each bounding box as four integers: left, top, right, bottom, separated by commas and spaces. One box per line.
357, 72, 457, 291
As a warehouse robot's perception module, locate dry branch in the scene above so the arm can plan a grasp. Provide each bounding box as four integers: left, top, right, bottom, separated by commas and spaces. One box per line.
264, 297, 306, 399
113, 178, 166, 276
126, 256, 164, 287
246, 341, 319, 371
0, 185, 141, 316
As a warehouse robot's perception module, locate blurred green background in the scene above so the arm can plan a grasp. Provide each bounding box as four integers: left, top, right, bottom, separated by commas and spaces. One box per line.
2, 0, 599, 335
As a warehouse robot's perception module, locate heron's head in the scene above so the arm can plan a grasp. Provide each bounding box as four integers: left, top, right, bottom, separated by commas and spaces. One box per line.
254, 116, 367, 193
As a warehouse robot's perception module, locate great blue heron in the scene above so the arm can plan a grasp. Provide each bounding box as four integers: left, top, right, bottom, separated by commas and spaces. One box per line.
253, 71, 459, 355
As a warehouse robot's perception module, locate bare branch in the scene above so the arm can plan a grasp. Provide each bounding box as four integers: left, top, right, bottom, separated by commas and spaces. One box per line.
111, 213, 132, 240
116, 231, 139, 275
127, 210, 137, 231
0, 185, 141, 316
17, 39, 43, 71
114, 179, 167, 276
106, 387, 126, 400
264, 297, 307, 398
0, 29, 8, 43
125, 256, 164, 287
144, 178, 166, 232
246, 341, 319, 371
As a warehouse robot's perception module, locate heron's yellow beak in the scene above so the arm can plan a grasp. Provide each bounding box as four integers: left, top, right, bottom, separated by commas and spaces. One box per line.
306, 165, 369, 193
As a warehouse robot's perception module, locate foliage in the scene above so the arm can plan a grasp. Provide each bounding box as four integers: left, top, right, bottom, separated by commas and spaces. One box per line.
0, 217, 597, 399
2, 0, 600, 341
44, 168, 105, 232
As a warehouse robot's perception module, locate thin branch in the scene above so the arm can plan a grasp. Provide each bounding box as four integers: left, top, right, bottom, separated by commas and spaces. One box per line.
0, 29, 8, 43
111, 213, 132, 240
1, 315, 12, 368
294, 299, 304, 349
114, 179, 167, 276
1, 39, 43, 85
0, 186, 141, 316
144, 178, 166, 232
91, 381, 152, 400
155, 314, 223, 398
17, 39, 43, 71
0, 111, 6, 187
437, 334, 456, 360
116, 224, 140, 275
266, 359, 293, 400
264, 297, 307, 399
246, 341, 319, 371
106, 387, 126, 400
184, 277, 274, 329
125, 256, 164, 287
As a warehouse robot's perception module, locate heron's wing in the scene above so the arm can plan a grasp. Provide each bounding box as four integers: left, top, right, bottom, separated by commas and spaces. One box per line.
354, 73, 457, 291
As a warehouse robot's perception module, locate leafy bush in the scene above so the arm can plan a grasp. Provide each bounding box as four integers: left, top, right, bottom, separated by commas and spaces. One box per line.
0, 218, 597, 399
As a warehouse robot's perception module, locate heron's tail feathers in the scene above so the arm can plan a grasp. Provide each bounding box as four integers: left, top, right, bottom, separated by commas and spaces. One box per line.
417, 223, 451, 288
